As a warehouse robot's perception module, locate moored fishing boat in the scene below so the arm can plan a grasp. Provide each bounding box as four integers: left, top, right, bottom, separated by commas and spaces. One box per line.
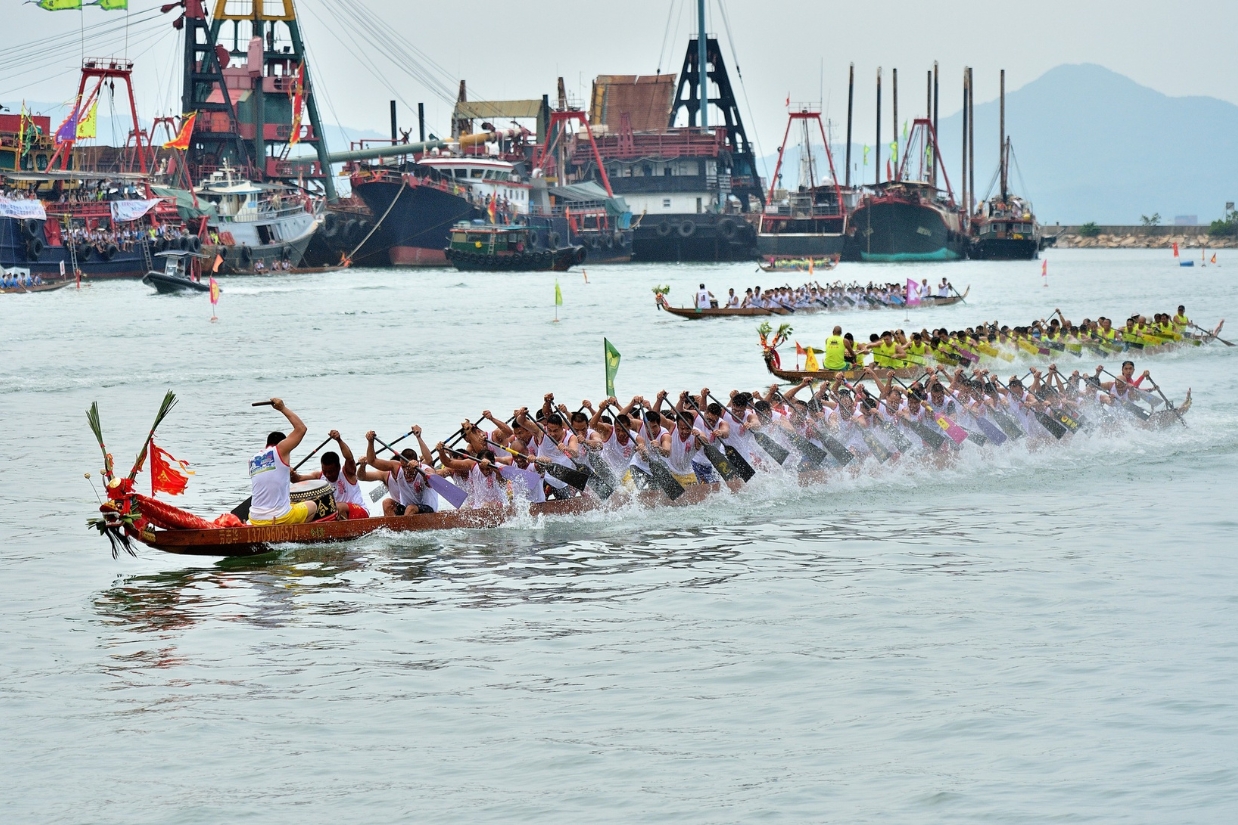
444, 222, 584, 272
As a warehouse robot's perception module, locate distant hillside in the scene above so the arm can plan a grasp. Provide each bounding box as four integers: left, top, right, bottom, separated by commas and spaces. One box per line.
758, 65, 1238, 225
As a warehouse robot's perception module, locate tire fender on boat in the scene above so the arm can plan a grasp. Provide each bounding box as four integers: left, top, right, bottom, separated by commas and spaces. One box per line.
26, 237, 44, 260
548, 231, 562, 248
238, 246, 253, 268
656, 220, 672, 237
21, 218, 41, 239
718, 217, 737, 239
104, 243, 119, 261
677, 219, 696, 238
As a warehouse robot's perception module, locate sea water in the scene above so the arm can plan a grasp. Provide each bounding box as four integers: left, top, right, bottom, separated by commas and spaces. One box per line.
1, 250, 1236, 822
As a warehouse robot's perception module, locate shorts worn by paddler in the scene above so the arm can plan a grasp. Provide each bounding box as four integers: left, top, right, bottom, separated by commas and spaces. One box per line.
248, 398, 313, 525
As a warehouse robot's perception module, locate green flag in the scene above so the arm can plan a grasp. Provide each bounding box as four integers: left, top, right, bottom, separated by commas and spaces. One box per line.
604, 339, 621, 396
37, 0, 83, 9
862, 145, 869, 166
554, 280, 563, 306
97, 0, 129, 8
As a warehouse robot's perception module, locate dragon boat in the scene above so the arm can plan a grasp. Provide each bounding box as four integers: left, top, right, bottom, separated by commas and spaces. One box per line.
654, 287, 967, 319
87, 380, 1191, 559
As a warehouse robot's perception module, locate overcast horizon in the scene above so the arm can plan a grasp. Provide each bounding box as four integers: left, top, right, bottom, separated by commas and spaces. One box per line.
3, 0, 1237, 156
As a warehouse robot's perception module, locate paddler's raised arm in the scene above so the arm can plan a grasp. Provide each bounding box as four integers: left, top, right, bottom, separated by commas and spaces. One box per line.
329, 429, 357, 482
363, 430, 400, 473
482, 410, 513, 442
269, 398, 307, 463
410, 425, 434, 466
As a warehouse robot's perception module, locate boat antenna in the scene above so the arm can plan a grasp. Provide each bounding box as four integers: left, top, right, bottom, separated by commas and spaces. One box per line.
875, 67, 882, 185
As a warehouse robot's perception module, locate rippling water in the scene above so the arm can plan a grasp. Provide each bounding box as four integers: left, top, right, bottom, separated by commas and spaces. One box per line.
3, 250, 1237, 822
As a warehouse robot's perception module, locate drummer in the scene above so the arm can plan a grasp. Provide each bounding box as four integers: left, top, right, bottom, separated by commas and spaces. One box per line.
292, 429, 370, 520
247, 398, 315, 525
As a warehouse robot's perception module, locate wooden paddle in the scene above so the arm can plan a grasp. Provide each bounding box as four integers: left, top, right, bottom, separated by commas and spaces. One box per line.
1190, 322, 1234, 347
615, 415, 686, 501
372, 434, 469, 510
702, 392, 761, 476
485, 438, 591, 492
1142, 373, 1188, 428
232, 435, 334, 522
525, 416, 616, 500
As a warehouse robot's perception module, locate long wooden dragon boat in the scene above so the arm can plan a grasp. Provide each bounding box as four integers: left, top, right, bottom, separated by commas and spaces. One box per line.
654, 288, 968, 319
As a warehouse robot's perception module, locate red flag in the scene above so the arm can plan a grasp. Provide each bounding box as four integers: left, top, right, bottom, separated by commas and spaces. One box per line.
1041, 260, 1047, 276
150, 441, 193, 496
1211, 253, 1217, 263
288, 63, 306, 146
163, 112, 197, 151
1172, 242, 1179, 258
886, 159, 893, 180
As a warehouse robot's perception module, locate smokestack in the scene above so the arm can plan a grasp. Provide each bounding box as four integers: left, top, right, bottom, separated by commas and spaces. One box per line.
845, 63, 854, 188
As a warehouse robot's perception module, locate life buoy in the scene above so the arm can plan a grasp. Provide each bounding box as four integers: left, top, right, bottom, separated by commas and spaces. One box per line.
718, 217, 737, 239
104, 243, 119, 261
547, 231, 561, 248
677, 219, 696, 238
26, 237, 44, 259
21, 218, 41, 239
656, 220, 672, 237
238, 246, 253, 268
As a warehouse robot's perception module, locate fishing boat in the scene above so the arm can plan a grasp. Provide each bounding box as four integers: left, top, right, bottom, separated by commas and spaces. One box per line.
757, 108, 847, 258
195, 166, 321, 274
843, 119, 966, 263
444, 222, 584, 271
142, 251, 212, 294
967, 72, 1042, 260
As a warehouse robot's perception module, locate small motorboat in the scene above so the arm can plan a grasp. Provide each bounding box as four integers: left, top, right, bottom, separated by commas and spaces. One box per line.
142, 252, 212, 294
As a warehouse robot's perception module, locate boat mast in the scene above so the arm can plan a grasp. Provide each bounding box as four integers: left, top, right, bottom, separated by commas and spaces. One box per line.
844, 63, 854, 188
961, 68, 969, 220
968, 67, 975, 211
932, 61, 939, 187
892, 68, 898, 182
1000, 69, 1008, 202
697, 0, 708, 131
875, 67, 882, 185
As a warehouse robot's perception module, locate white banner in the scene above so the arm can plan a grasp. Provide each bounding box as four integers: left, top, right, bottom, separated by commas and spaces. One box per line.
0, 197, 47, 220
110, 198, 164, 224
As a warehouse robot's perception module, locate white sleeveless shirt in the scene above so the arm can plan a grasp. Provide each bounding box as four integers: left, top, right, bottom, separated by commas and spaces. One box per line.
248, 446, 291, 521
327, 471, 366, 508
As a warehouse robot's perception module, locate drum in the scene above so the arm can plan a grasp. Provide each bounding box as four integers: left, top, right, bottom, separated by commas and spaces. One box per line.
289, 480, 336, 521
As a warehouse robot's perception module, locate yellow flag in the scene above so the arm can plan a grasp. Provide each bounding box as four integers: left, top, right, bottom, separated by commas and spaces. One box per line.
76, 99, 97, 139
804, 347, 820, 372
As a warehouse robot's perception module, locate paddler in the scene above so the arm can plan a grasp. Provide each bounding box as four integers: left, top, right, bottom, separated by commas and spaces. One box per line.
823, 325, 848, 372
291, 429, 370, 520
365, 428, 439, 516
696, 283, 715, 310
247, 398, 316, 526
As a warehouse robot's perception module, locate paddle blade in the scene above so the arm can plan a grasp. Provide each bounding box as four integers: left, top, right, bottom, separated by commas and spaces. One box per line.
544, 461, 591, 491
369, 482, 389, 503
425, 473, 468, 509
231, 496, 252, 522
646, 457, 686, 500
859, 428, 892, 462
934, 413, 969, 445
701, 441, 740, 481
974, 416, 1008, 446
721, 444, 756, 480
752, 431, 791, 465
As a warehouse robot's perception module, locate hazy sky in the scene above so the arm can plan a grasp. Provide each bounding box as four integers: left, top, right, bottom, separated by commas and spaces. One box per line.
4, 0, 1237, 159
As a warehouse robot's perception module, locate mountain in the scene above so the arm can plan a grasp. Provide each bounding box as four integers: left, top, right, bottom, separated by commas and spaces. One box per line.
758, 65, 1238, 225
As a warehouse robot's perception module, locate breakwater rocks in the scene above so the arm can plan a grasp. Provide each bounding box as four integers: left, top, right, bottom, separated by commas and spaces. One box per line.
1047, 225, 1237, 249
